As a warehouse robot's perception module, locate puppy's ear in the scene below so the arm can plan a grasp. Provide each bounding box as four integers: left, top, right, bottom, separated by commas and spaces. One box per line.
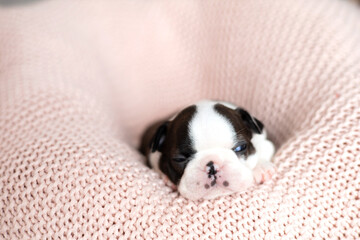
236, 108, 264, 134
150, 121, 169, 153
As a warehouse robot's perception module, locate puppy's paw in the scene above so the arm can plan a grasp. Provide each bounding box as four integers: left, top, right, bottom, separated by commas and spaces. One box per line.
253, 162, 276, 184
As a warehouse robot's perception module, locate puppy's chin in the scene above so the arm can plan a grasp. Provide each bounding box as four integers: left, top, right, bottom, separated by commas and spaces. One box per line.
177, 153, 255, 200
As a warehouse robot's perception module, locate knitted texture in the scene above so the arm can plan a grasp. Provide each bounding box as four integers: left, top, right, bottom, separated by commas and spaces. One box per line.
1, 0, 360, 239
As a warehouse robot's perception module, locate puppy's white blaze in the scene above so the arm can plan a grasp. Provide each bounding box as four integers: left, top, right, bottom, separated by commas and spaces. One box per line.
190, 101, 236, 151
149, 151, 161, 174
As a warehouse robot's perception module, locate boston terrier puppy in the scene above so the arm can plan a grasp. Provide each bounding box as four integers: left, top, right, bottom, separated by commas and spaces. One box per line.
140, 100, 275, 200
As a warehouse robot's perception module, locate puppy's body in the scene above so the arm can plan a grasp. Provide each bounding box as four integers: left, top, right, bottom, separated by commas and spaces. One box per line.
140, 100, 275, 200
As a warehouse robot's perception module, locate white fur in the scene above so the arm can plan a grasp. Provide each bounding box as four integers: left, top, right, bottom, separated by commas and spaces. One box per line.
189, 101, 237, 151
245, 131, 275, 169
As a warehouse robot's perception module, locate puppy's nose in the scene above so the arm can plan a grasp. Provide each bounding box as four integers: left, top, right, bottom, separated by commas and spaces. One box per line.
206, 161, 218, 176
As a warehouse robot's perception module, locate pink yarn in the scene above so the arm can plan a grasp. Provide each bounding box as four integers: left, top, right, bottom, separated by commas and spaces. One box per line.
1, 0, 359, 239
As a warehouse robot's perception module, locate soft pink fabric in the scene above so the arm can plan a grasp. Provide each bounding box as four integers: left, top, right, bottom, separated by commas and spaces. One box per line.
1, 0, 360, 239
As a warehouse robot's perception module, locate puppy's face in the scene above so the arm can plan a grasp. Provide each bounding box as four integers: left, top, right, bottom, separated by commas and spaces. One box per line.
141, 100, 274, 200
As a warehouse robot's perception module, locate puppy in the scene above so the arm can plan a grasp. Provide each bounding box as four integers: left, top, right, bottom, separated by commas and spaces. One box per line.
140, 100, 275, 200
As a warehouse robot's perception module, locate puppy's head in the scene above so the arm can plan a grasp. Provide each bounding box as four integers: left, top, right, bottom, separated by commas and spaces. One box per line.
141, 100, 271, 200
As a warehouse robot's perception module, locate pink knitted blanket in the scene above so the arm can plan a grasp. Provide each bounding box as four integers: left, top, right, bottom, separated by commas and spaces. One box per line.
1, 0, 360, 239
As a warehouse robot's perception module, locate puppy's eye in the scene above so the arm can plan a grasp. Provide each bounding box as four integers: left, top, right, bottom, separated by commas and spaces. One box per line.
233, 143, 247, 153
173, 156, 187, 162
